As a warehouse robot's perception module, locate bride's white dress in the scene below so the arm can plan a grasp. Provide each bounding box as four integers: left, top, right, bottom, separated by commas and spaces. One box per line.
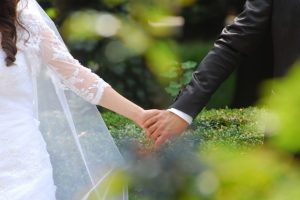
0, 4, 109, 200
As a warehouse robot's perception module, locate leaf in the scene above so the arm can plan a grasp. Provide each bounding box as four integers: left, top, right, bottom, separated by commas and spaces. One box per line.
161, 62, 180, 78
182, 70, 194, 85
169, 81, 182, 88
46, 8, 58, 19
165, 81, 182, 96
181, 61, 198, 70
162, 69, 178, 78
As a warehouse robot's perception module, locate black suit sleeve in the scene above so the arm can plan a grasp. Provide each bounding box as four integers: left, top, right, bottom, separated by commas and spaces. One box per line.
171, 0, 273, 119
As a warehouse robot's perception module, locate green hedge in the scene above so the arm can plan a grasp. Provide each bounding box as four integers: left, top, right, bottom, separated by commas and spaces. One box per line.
100, 108, 300, 200
102, 107, 264, 150
97, 64, 300, 200
101, 108, 266, 200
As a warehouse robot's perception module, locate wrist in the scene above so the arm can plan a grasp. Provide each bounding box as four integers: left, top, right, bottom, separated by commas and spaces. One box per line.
131, 106, 145, 126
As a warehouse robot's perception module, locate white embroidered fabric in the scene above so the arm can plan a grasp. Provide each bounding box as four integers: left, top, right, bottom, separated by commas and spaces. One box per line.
0, 2, 111, 199
18, 8, 110, 105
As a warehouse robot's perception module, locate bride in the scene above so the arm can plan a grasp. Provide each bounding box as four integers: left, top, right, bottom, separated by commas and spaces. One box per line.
0, 0, 159, 199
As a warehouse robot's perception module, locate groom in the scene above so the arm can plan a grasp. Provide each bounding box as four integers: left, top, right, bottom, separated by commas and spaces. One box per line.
143, 0, 300, 148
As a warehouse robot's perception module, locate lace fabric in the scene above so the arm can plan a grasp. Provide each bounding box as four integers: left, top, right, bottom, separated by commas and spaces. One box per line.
18, 8, 110, 105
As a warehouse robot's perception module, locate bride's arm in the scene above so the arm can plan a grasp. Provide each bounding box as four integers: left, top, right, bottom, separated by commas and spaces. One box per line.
21, 11, 158, 127
99, 87, 146, 126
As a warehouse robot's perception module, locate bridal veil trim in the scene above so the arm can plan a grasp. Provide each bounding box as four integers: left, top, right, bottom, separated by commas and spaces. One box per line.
18, 0, 128, 199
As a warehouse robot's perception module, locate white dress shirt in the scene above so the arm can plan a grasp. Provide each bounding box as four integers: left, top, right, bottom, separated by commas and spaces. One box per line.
168, 108, 193, 124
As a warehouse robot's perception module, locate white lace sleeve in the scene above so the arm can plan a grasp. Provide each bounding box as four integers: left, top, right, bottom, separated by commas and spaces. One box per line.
20, 10, 110, 105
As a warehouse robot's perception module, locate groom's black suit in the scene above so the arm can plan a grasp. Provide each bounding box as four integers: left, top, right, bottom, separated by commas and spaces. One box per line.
171, 0, 300, 118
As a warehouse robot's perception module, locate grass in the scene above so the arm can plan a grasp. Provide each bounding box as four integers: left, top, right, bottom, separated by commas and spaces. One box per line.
102, 107, 264, 151
101, 108, 268, 200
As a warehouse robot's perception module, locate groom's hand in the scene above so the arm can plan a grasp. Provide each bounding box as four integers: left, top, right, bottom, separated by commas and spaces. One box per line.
137, 109, 161, 129
143, 110, 189, 149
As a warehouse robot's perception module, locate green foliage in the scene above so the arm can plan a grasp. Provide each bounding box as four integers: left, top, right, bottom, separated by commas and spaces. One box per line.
52, 0, 201, 108
103, 108, 265, 199
164, 60, 236, 108
177, 41, 236, 109
102, 106, 300, 200
191, 108, 264, 150
260, 62, 300, 153
199, 148, 300, 200
103, 107, 264, 150
165, 61, 198, 97
87, 169, 129, 200
41, 0, 241, 109
102, 111, 148, 146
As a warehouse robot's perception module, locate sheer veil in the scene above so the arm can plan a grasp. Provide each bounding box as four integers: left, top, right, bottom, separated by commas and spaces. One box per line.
19, 0, 128, 199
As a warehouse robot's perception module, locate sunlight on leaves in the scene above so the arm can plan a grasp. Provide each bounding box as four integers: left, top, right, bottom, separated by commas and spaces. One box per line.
146, 41, 180, 84
46, 7, 58, 19
199, 147, 300, 200
62, 10, 121, 42
87, 170, 129, 200
260, 62, 300, 152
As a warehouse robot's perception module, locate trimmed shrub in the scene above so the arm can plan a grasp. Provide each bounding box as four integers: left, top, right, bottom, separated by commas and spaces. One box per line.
101, 108, 268, 200
100, 107, 300, 200
102, 107, 264, 150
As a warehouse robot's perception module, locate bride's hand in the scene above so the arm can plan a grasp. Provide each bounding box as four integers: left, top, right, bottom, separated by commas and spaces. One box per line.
135, 109, 161, 129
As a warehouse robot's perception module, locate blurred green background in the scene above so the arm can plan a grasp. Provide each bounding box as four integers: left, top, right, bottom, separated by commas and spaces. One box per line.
39, 0, 247, 110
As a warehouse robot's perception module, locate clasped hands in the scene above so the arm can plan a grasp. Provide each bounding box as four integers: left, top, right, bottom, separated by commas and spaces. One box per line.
138, 110, 189, 149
